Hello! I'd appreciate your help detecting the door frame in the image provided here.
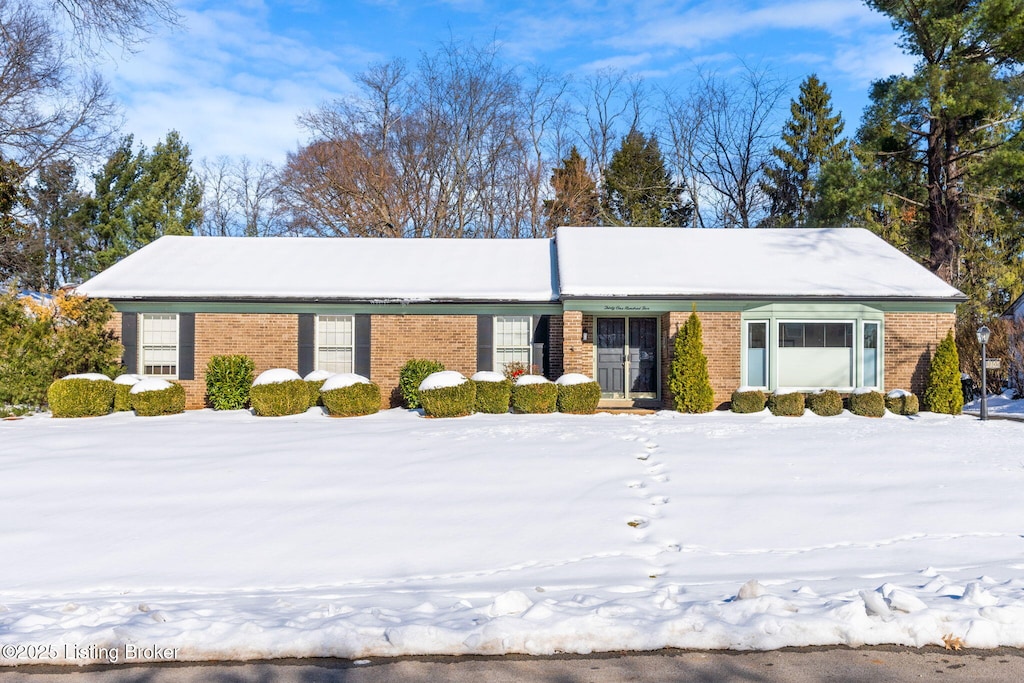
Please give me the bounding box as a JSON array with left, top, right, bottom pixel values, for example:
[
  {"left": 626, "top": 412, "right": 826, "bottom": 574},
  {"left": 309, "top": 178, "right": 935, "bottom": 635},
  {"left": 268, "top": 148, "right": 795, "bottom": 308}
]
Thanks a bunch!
[{"left": 593, "top": 315, "right": 661, "bottom": 400}]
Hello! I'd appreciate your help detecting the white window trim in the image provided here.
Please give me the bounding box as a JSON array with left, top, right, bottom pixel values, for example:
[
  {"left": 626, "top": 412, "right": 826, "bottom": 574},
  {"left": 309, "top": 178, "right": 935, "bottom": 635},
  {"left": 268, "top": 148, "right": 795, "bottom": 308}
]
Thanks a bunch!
[
  {"left": 138, "top": 313, "right": 179, "bottom": 379},
  {"left": 776, "top": 319, "right": 857, "bottom": 392},
  {"left": 742, "top": 320, "right": 770, "bottom": 390},
  {"left": 315, "top": 314, "right": 356, "bottom": 374},
  {"left": 493, "top": 315, "right": 533, "bottom": 374},
  {"left": 860, "top": 320, "right": 882, "bottom": 389}
]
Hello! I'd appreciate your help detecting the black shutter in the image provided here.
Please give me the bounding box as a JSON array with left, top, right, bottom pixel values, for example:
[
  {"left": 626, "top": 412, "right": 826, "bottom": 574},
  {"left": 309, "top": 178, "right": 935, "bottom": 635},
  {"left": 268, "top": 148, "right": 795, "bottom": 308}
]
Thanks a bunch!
[
  {"left": 298, "top": 314, "right": 315, "bottom": 377},
  {"left": 177, "top": 313, "right": 196, "bottom": 380},
  {"left": 532, "top": 315, "right": 550, "bottom": 378},
  {"left": 477, "top": 315, "right": 493, "bottom": 372},
  {"left": 355, "top": 315, "right": 371, "bottom": 378},
  {"left": 121, "top": 313, "right": 138, "bottom": 374}
]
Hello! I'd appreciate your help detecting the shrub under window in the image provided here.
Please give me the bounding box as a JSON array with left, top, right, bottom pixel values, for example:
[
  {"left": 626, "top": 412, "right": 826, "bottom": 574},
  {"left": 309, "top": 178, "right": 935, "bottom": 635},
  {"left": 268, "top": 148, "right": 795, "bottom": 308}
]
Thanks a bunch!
[
  {"left": 47, "top": 375, "right": 115, "bottom": 418},
  {"left": 511, "top": 376, "right": 557, "bottom": 414}
]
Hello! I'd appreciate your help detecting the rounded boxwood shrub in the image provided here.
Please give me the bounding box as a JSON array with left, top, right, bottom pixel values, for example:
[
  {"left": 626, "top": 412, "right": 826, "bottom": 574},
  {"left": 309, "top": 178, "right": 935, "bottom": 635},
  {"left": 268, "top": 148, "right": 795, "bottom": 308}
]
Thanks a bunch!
[
  {"left": 555, "top": 373, "right": 601, "bottom": 414},
  {"left": 849, "top": 388, "right": 886, "bottom": 417},
  {"left": 730, "top": 388, "right": 767, "bottom": 414},
  {"left": 471, "top": 371, "right": 512, "bottom": 414},
  {"left": 250, "top": 369, "right": 309, "bottom": 417},
  {"left": 806, "top": 389, "right": 843, "bottom": 417},
  {"left": 303, "top": 369, "right": 335, "bottom": 408},
  {"left": 130, "top": 379, "right": 186, "bottom": 416},
  {"left": 321, "top": 373, "right": 380, "bottom": 417},
  {"left": 399, "top": 359, "right": 446, "bottom": 409},
  {"left": 47, "top": 375, "right": 115, "bottom": 418},
  {"left": 113, "top": 374, "right": 144, "bottom": 412},
  {"left": 511, "top": 375, "right": 558, "bottom": 414},
  {"left": 419, "top": 371, "right": 476, "bottom": 418},
  {"left": 768, "top": 390, "right": 805, "bottom": 417},
  {"left": 206, "top": 355, "right": 255, "bottom": 410},
  {"left": 885, "top": 389, "right": 920, "bottom": 416}
]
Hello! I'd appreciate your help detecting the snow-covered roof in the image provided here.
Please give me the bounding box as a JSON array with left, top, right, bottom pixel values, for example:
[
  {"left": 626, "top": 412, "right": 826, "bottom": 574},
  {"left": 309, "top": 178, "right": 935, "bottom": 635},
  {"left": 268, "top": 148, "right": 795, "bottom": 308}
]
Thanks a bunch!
[
  {"left": 75, "top": 236, "right": 559, "bottom": 303},
  {"left": 554, "top": 227, "right": 965, "bottom": 301}
]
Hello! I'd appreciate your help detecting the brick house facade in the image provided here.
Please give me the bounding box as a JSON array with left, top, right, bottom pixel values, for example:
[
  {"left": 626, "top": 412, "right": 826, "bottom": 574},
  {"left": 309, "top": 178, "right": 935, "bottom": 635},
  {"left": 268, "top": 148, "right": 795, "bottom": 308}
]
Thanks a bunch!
[{"left": 79, "top": 228, "right": 965, "bottom": 411}]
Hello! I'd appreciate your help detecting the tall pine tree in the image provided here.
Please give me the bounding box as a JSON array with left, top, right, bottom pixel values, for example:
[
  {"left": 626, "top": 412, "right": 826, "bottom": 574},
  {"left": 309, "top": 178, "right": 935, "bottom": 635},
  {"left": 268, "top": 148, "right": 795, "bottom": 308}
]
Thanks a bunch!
[
  {"left": 602, "top": 128, "right": 690, "bottom": 226},
  {"left": 543, "top": 146, "right": 599, "bottom": 230},
  {"left": 760, "top": 74, "right": 848, "bottom": 227}
]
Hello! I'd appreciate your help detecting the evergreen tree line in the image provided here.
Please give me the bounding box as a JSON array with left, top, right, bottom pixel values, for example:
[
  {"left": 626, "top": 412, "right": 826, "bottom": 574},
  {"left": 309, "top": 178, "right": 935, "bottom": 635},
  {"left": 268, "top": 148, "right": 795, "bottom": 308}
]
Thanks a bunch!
[{"left": 1, "top": 0, "right": 1023, "bottom": 346}]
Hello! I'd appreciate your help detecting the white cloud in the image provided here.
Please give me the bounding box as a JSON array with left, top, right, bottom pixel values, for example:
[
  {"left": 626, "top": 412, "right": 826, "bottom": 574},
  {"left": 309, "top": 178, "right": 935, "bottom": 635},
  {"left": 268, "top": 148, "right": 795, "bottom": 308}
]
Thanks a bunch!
[{"left": 832, "top": 34, "right": 917, "bottom": 88}]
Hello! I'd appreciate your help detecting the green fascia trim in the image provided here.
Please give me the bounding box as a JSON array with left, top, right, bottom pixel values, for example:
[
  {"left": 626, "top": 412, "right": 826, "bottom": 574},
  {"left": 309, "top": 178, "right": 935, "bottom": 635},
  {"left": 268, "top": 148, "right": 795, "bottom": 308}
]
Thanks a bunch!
[
  {"left": 112, "top": 301, "right": 563, "bottom": 316},
  {"left": 565, "top": 299, "right": 958, "bottom": 314},
  {"left": 566, "top": 300, "right": 749, "bottom": 313},
  {"left": 741, "top": 302, "right": 886, "bottom": 319}
]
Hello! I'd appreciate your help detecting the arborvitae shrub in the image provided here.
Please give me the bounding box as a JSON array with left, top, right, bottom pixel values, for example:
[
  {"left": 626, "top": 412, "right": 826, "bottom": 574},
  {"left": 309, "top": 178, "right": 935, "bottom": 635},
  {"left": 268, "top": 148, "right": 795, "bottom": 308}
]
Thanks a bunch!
[
  {"left": 250, "top": 379, "right": 309, "bottom": 417},
  {"left": 730, "top": 389, "right": 766, "bottom": 413},
  {"left": 130, "top": 382, "right": 186, "bottom": 416},
  {"left": 321, "top": 382, "right": 380, "bottom": 417},
  {"left": 206, "top": 355, "right": 255, "bottom": 410},
  {"left": 399, "top": 359, "right": 445, "bottom": 408},
  {"left": 923, "top": 330, "right": 963, "bottom": 414},
  {"left": 768, "top": 391, "right": 804, "bottom": 417},
  {"left": 303, "top": 370, "right": 335, "bottom": 408},
  {"left": 511, "top": 378, "right": 558, "bottom": 414},
  {"left": 471, "top": 372, "right": 512, "bottom": 414},
  {"left": 47, "top": 377, "right": 115, "bottom": 418},
  {"left": 556, "top": 379, "right": 601, "bottom": 414},
  {"left": 806, "top": 389, "right": 843, "bottom": 416},
  {"left": 885, "top": 390, "right": 920, "bottom": 416},
  {"left": 849, "top": 390, "right": 885, "bottom": 417},
  {"left": 420, "top": 379, "right": 476, "bottom": 418},
  {"left": 668, "top": 310, "right": 714, "bottom": 413}
]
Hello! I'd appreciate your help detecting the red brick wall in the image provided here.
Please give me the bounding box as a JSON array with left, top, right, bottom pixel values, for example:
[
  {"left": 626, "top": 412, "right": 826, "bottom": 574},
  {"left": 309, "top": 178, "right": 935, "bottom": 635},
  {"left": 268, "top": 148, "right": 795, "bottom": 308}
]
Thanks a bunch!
[
  {"left": 884, "top": 312, "right": 956, "bottom": 395},
  {"left": 370, "top": 314, "right": 478, "bottom": 407}
]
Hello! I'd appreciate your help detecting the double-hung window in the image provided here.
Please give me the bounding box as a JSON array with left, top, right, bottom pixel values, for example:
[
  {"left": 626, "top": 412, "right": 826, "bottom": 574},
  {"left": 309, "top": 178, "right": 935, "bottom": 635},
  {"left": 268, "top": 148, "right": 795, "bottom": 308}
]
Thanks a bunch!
[
  {"left": 316, "top": 315, "right": 355, "bottom": 373},
  {"left": 139, "top": 313, "right": 179, "bottom": 377},
  {"left": 494, "top": 315, "right": 532, "bottom": 374}
]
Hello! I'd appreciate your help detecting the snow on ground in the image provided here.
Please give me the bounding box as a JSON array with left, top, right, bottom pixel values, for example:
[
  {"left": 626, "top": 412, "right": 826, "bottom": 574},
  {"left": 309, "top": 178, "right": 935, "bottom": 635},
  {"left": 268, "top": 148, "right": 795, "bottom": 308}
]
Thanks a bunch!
[
  {"left": 965, "top": 390, "right": 1024, "bottom": 417},
  {"left": 1, "top": 408, "right": 1023, "bottom": 665}
]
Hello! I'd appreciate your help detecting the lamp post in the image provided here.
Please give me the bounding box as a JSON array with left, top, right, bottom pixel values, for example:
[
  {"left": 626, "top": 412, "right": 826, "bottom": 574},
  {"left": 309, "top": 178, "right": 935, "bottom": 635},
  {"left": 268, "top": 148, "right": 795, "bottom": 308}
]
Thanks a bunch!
[{"left": 977, "top": 325, "right": 991, "bottom": 420}]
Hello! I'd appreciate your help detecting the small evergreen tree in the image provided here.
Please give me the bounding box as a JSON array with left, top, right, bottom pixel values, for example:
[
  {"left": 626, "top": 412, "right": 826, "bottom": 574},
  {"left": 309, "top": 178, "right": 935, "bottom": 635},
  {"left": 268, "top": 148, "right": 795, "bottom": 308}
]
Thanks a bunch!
[
  {"left": 668, "top": 310, "right": 714, "bottom": 413},
  {"left": 543, "top": 146, "right": 599, "bottom": 231},
  {"left": 602, "top": 127, "right": 690, "bottom": 226},
  {"left": 923, "top": 330, "right": 963, "bottom": 414}
]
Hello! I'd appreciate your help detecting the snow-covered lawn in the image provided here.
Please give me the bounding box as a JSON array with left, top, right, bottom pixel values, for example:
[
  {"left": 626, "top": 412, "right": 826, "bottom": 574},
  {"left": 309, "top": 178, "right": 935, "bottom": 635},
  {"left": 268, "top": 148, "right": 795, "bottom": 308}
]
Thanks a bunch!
[{"left": 2, "top": 407, "right": 1023, "bottom": 664}]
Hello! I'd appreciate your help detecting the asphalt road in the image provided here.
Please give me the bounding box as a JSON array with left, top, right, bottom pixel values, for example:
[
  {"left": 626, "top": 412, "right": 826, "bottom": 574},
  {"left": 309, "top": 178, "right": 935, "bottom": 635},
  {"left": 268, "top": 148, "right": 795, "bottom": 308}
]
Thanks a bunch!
[{"left": 2, "top": 647, "right": 1023, "bottom": 682}]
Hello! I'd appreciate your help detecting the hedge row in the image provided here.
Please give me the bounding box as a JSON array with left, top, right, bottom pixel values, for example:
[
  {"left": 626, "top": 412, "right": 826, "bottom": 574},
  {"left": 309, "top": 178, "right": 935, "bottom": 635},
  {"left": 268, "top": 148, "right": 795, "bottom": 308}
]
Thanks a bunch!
[
  {"left": 48, "top": 375, "right": 186, "bottom": 418},
  {"left": 730, "top": 387, "right": 920, "bottom": 417}
]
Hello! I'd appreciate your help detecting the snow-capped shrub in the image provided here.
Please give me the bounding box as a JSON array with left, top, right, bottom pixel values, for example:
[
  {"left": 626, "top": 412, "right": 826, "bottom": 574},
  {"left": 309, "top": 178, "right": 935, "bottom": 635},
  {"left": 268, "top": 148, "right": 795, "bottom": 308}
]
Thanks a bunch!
[
  {"left": 47, "top": 376, "right": 115, "bottom": 418},
  {"left": 130, "top": 380, "right": 186, "bottom": 416},
  {"left": 399, "top": 359, "right": 445, "bottom": 408},
  {"left": 113, "top": 373, "right": 144, "bottom": 412},
  {"left": 806, "top": 389, "right": 843, "bottom": 417},
  {"left": 320, "top": 373, "right": 379, "bottom": 417},
  {"left": 849, "top": 388, "right": 885, "bottom": 417},
  {"left": 471, "top": 371, "right": 511, "bottom": 414},
  {"left": 419, "top": 371, "right": 475, "bottom": 418},
  {"left": 250, "top": 369, "right": 308, "bottom": 417},
  {"left": 205, "top": 355, "right": 255, "bottom": 410},
  {"left": 555, "top": 374, "right": 600, "bottom": 414},
  {"left": 730, "top": 388, "right": 766, "bottom": 413},
  {"left": 767, "top": 389, "right": 804, "bottom": 417},
  {"left": 511, "top": 375, "right": 557, "bottom": 414},
  {"left": 303, "top": 369, "right": 335, "bottom": 408},
  {"left": 885, "top": 389, "right": 919, "bottom": 416}
]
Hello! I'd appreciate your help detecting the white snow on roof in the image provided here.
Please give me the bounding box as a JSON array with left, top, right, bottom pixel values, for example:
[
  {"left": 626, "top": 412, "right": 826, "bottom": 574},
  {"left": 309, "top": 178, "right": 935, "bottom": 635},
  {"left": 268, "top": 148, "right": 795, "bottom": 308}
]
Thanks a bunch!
[
  {"left": 75, "top": 236, "right": 558, "bottom": 302},
  {"left": 554, "top": 227, "right": 964, "bottom": 300}
]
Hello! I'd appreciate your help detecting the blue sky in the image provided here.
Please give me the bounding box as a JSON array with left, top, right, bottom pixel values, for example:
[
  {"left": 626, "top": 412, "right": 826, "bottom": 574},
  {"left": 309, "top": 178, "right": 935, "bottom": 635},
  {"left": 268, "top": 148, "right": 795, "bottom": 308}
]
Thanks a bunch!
[{"left": 103, "top": 0, "right": 917, "bottom": 164}]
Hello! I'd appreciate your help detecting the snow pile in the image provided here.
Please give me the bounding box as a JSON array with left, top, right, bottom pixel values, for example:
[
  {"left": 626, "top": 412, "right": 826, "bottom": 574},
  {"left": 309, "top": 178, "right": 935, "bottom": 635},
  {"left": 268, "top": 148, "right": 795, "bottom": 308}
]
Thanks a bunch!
[
  {"left": 419, "top": 371, "right": 467, "bottom": 391},
  {"left": 322, "top": 373, "right": 371, "bottom": 391},
  {"left": 253, "top": 368, "right": 302, "bottom": 386},
  {"left": 770, "top": 387, "right": 800, "bottom": 395},
  {"left": 130, "top": 378, "right": 173, "bottom": 394},
  {"left": 303, "top": 369, "right": 335, "bottom": 382},
  {"left": 62, "top": 373, "right": 111, "bottom": 382},
  {"left": 852, "top": 386, "right": 879, "bottom": 395},
  {"left": 114, "top": 373, "right": 145, "bottom": 386},
  {"left": 887, "top": 388, "right": 911, "bottom": 398},
  {"left": 964, "top": 390, "right": 1024, "bottom": 417},
  {"left": 470, "top": 371, "right": 507, "bottom": 383},
  {"left": 2, "top": 409, "right": 1024, "bottom": 664},
  {"left": 555, "top": 373, "right": 593, "bottom": 386},
  {"left": 515, "top": 374, "right": 551, "bottom": 386}
]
